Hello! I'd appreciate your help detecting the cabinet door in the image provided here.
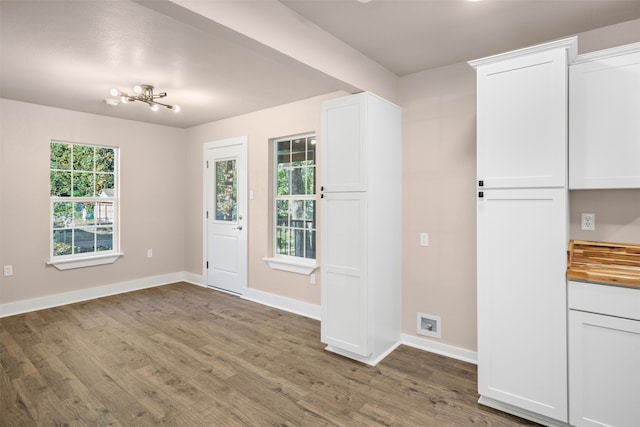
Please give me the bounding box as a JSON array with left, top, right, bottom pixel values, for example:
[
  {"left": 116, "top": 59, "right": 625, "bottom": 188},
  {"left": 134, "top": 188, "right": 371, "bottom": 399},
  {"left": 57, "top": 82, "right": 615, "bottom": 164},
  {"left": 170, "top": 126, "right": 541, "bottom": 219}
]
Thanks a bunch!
[
  {"left": 569, "top": 310, "right": 640, "bottom": 427},
  {"left": 569, "top": 49, "right": 640, "bottom": 189},
  {"left": 321, "top": 96, "right": 367, "bottom": 192},
  {"left": 477, "top": 188, "right": 568, "bottom": 421},
  {"left": 321, "top": 192, "right": 368, "bottom": 356},
  {"left": 476, "top": 49, "right": 568, "bottom": 188}
]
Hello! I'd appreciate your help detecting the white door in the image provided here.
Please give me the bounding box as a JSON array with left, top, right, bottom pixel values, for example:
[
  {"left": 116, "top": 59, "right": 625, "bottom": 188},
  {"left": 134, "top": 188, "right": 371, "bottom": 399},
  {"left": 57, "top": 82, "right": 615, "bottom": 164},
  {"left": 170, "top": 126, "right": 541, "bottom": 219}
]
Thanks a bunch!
[
  {"left": 321, "top": 191, "right": 368, "bottom": 357},
  {"left": 476, "top": 48, "right": 568, "bottom": 189},
  {"left": 569, "top": 310, "right": 640, "bottom": 427},
  {"left": 477, "top": 188, "right": 568, "bottom": 421},
  {"left": 321, "top": 94, "right": 367, "bottom": 193},
  {"left": 205, "top": 137, "right": 247, "bottom": 294}
]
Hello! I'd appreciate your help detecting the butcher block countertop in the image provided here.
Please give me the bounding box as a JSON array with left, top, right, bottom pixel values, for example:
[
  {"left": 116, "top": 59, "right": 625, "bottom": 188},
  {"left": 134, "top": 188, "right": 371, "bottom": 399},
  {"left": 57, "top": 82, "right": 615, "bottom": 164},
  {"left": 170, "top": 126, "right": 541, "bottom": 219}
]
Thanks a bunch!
[{"left": 567, "top": 240, "right": 640, "bottom": 289}]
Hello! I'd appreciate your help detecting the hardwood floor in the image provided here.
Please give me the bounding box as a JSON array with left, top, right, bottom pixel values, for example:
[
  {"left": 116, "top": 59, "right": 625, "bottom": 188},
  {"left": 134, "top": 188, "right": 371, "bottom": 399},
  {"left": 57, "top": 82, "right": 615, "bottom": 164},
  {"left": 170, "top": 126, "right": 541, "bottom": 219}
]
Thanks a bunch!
[{"left": 1, "top": 282, "right": 537, "bottom": 426}]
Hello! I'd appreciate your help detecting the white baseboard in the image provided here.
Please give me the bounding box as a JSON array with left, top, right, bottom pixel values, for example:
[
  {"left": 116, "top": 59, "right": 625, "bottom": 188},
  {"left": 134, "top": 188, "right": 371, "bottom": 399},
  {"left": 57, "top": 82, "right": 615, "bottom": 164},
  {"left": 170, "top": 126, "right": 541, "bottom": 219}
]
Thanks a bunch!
[
  {"left": 0, "top": 272, "right": 184, "bottom": 318},
  {"left": 401, "top": 333, "right": 478, "bottom": 365},
  {"left": 241, "top": 288, "right": 321, "bottom": 320},
  {"left": 182, "top": 271, "right": 206, "bottom": 287}
]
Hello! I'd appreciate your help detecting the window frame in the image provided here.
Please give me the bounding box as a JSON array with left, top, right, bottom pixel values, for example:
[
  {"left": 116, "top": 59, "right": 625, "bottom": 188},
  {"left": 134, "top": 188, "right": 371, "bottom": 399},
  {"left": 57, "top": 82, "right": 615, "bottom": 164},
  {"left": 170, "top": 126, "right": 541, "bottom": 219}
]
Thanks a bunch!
[
  {"left": 264, "top": 133, "right": 318, "bottom": 275},
  {"left": 48, "top": 141, "right": 121, "bottom": 270}
]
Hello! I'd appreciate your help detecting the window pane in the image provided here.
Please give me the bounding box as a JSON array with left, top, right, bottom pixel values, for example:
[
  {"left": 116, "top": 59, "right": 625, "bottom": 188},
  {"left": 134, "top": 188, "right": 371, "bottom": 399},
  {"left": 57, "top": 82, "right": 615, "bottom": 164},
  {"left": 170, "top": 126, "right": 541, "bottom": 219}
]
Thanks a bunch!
[
  {"left": 306, "top": 139, "right": 316, "bottom": 162},
  {"left": 290, "top": 167, "right": 305, "bottom": 195},
  {"left": 73, "top": 145, "right": 94, "bottom": 171},
  {"left": 290, "top": 200, "right": 304, "bottom": 224},
  {"left": 305, "top": 229, "right": 316, "bottom": 259},
  {"left": 95, "top": 147, "right": 115, "bottom": 173},
  {"left": 276, "top": 227, "right": 290, "bottom": 255},
  {"left": 73, "top": 202, "right": 95, "bottom": 226},
  {"left": 277, "top": 164, "right": 290, "bottom": 196},
  {"left": 290, "top": 139, "right": 306, "bottom": 167},
  {"left": 53, "top": 202, "right": 73, "bottom": 228},
  {"left": 96, "top": 173, "right": 114, "bottom": 194},
  {"left": 276, "top": 200, "right": 289, "bottom": 226},
  {"left": 305, "top": 200, "right": 316, "bottom": 227},
  {"left": 53, "top": 229, "right": 73, "bottom": 256},
  {"left": 277, "top": 140, "right": 291, "bottom": 165},
  {"left": 75, "top": 227, "right": 95, "bottom": 253},
  {"left": 50, "top": 171, "right": 72, "bottom": 196},
  {"left": 50, "top": 142, "right": 71, "bottom": 170},
  {"left": 305, "top": 166, "right": 315, "bottom": 195},
  {"left": 215, "top": 159, "right": 237, "bottom": 221},
  {"left": 96, "top": 227, "right": 113, "bottom": 251},
  {"left": 95, "top": 201, "right": 114, "bottom": 225},
  {"left": 73, "top": 172, "right": 95, "bottom": 197},
  {"left": 293, "top": 229, "right": 304, "bottom": 257}
]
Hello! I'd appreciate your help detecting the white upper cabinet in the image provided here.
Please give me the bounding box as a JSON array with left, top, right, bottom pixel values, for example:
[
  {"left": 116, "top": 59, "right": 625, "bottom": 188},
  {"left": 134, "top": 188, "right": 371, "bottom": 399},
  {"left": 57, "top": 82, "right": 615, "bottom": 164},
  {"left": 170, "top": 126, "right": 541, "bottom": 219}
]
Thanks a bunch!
[
  {"left": 570, "top": 42, "right": 640, "bottom": 189},
  {"left": 321, "top": 95, "right": 367, "bottom": 192},
  {"left": 471, "top": 42, "right": 573, "bottom": 189}
]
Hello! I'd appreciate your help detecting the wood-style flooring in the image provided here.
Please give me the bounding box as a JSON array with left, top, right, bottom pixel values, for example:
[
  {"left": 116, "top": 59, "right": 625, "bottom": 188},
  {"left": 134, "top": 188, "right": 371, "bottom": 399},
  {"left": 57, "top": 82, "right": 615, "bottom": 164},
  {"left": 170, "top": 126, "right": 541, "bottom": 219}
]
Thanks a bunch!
[{"left": 1, "top": 282, "right": 537, "bottom": 426}]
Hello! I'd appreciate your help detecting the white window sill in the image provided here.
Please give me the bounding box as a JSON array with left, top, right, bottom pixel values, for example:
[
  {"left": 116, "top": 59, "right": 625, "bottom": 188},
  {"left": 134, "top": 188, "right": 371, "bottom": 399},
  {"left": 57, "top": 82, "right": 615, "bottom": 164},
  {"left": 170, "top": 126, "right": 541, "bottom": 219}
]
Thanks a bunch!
[
  {"left": 263, "top": 257, "right": 318, "bottom": 275},
  {"left": 48, "top": 253, "right": 123, "bottom": 271}
]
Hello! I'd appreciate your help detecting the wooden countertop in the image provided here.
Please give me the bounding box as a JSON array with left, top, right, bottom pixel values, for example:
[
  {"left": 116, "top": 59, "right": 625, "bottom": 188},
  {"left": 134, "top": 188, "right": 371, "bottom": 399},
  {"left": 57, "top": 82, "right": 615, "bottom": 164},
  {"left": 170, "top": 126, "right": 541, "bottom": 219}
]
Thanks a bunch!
[{"left": 567, "top": 240, "right": 640, "bottom": 289}]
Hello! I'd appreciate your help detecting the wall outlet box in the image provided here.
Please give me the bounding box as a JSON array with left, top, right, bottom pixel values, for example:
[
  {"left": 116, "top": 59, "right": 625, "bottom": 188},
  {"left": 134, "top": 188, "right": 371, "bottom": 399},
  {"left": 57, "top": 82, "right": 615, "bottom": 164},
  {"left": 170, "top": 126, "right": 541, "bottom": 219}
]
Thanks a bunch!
[
  {"left": 417, "top": 312, "right": 441, "bottom": 338},
  {"left": 4, "top": 265, "right": 13, "bottom": 276},
  {"left": 581, "top": 213, "right": 595, "bottom": 231}
]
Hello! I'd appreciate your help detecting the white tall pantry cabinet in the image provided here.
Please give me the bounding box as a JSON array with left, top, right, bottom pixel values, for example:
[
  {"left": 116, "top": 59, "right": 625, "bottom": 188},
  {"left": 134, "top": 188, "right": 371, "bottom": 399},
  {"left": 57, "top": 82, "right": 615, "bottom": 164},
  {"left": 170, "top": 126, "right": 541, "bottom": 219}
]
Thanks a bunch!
[
  {"left": 320, "top": 92, "right": 401, "bottom": 366},
  {"left": 469, "top": 38, "right": 577, "bottom": 425}
]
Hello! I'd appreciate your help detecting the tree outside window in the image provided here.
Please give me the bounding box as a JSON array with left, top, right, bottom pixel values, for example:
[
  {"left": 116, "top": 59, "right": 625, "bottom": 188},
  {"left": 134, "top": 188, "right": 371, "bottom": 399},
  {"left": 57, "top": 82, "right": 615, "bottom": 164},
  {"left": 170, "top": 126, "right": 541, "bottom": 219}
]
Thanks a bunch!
[
  {"left": 274, "top": 134, "right": 316, "bottom": 260},
  {"left": 50, "top": 141, "right": 118, "bottom": 258}
]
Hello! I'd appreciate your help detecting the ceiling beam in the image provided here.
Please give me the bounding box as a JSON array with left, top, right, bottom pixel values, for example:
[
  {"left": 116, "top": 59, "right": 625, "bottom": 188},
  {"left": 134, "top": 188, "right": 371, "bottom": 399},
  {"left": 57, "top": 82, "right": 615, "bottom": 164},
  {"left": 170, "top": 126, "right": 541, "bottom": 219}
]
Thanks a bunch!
[{"left": 142, "top": 0, "right": 399, "bottom": 103}]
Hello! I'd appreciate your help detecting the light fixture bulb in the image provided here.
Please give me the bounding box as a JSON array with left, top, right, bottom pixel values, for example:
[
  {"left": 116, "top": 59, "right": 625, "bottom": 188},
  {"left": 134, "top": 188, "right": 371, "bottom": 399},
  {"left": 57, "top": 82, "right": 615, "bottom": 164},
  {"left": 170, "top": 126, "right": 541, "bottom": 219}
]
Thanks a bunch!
[
  {"left": 120, "top": 95, "right": 129, "bottom": 104},
  {"left": 133, "top": 85, "right": 143, "bottom": 94},
  {"left": 109, "top": 88, "right": 120, "bottom": 97},
  {"left": 171, "top": 105, "right": 181, "bottom": 112},
  {"left": 150, "top": 104, "right": 159, "bottom": 112}
]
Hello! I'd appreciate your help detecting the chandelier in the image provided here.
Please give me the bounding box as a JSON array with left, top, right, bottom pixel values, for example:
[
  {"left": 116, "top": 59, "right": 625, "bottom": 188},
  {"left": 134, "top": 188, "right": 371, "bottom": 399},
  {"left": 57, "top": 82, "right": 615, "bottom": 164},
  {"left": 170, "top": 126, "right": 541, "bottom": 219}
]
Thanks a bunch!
[{"left": 107, "top": 84, "right": 180, "bottom": 112}]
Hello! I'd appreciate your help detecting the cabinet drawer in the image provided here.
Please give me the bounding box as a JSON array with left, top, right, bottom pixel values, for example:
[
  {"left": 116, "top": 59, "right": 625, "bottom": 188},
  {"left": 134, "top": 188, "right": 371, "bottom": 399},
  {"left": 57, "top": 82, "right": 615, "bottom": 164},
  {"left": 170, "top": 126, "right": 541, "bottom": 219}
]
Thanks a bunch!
[{"left": 568, "top": 281, "right": 640, "bottom": 321}]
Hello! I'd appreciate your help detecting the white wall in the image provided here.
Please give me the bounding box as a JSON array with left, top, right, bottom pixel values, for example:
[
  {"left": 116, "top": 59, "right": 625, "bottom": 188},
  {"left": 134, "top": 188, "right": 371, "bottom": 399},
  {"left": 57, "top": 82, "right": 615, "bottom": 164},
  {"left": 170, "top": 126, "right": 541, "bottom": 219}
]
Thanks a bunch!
[
  {"left": 184, "top": 91, "right": 349, "bottom": 305},
  {"left": 0, "top": 99, "right": 186, "bottom": 305},
  {"left": 397, "top": 19, "right": 640, "bottom": 353}
]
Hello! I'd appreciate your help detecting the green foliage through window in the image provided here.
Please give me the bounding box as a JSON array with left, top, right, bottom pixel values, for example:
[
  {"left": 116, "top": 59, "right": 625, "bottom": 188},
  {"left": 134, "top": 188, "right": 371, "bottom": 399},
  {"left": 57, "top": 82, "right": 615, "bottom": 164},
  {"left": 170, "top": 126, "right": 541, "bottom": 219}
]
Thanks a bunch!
[
  {"left": 274, "top": 134, "right": 316, "bottom": 259},
  {"left": 50, "top": 141, "right": 117, "bottom": 258}
]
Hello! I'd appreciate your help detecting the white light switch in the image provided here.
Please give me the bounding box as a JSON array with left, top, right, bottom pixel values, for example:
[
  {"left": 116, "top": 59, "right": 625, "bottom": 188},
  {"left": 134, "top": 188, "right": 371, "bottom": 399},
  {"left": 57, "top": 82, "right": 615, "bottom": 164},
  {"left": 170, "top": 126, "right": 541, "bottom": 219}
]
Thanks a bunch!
[{"left": 420, "top": 233, "right": 429, "bottom": 247}]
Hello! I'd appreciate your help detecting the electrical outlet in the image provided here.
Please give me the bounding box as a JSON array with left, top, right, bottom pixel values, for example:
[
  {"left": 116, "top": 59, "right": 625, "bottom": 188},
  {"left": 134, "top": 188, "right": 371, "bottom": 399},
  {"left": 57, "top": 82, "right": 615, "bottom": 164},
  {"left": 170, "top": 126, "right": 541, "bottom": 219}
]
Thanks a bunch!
[
  {"left": 581, "top": 213, "right": 595, "bottom": 231},
  {"left": 147, "top": 249, "right": 153, "bottom": 258},
  {"left": 3, "top": 265, "right": 13, "bottom": 277},
  {"left": 420, "top": 232, "right": 429, "bottom": 247},
  {"left": 310, "top": 273, "right": 316, "bottom": 285}
]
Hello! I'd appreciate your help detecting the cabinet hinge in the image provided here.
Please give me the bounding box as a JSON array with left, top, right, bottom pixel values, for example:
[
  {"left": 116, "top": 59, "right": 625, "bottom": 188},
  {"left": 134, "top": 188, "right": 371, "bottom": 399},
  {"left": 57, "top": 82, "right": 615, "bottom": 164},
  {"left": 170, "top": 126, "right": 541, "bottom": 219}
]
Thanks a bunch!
[
  {"left": 206, "top": 261, "right": 209, "bottom": 269},
  {"left": 206, "top": 211, "right": 209, "bottom": 219},
  {"left": 206, "top": 160, "right": 209, "bottom": 168}
]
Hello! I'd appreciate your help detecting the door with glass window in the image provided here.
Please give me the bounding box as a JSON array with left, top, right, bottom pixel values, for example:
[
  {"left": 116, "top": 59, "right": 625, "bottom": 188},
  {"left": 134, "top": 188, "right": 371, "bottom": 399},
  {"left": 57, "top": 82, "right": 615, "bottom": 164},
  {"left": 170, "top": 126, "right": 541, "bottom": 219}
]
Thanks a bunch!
[{"left": 205, "top": 137, "right": 247, "bottom": 294}]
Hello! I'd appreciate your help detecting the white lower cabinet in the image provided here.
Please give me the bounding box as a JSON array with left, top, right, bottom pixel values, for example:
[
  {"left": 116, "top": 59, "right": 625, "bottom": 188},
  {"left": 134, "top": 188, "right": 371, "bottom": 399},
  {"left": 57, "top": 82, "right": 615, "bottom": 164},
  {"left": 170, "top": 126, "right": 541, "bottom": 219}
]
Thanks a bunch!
[
  {"left": 321, "top": 192, "right": 368, "bottom": 357},
  {"left": 477, "top": 188, "right": 568, "bottom": 423},
  {"left": 568, "top": 282, "right": 640, "bottom": 427}
]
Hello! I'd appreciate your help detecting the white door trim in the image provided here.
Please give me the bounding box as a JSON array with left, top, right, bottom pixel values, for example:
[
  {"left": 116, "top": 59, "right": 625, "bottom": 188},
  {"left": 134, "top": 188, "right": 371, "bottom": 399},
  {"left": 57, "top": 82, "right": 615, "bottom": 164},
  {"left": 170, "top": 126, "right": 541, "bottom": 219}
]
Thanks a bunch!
[{"left": 203, "top": 136, "right": 248, "bottom": 294}]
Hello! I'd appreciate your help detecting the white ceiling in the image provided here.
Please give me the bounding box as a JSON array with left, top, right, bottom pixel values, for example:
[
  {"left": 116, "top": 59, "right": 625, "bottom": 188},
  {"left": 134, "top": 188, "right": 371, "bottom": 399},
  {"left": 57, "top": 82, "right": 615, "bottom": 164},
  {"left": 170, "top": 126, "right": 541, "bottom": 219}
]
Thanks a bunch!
[{"left": 2, "top": 0, "right": 640, "bottom": 128}]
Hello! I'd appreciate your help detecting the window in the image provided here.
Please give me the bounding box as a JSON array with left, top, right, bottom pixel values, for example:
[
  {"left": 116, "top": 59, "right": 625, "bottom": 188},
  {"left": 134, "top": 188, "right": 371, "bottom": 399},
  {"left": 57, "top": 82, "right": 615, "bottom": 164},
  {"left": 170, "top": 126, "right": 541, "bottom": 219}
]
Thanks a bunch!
[
  {"left": 49, "top": 141, "right": 119, "bottom": 269},
  {"left": 274, "top": 134, "right": 316, "bottom": 261}
]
